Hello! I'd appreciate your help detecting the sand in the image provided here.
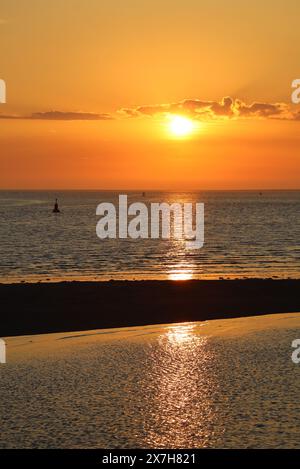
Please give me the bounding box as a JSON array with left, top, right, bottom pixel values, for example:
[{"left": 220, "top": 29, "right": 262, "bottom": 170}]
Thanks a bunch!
[
  {"left": 1, "top": 279, "right": 300, "bottom": 337},
  {"left": 2, "top": 312, "right": 300, "bottom": 448},
  {"left": 4, "top": 312, "right": 300, "bottom": 363}
]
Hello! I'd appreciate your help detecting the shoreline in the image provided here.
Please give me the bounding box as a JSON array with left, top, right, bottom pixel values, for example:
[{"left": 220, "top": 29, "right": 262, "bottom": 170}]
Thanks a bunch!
[
  {"left": 1, "top": 274, "right": 300, "bottom": 284},
  {"left": 1, "top": 279, "right": 300, "bottom": 337},
  {"left": 5, "top": 312, "right": 300, "bottom": 362}
]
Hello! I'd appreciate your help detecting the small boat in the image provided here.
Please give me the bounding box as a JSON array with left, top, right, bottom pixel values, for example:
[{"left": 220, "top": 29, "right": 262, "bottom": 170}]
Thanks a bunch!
[{"left": 53, "top": 198, "right": 60, "bottom": 213}]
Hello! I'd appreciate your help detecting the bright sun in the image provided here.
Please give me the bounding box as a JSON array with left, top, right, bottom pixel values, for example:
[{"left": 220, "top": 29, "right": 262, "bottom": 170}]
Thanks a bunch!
[{"left": 169, "top": 115, "right": 195, "bottom": 137}]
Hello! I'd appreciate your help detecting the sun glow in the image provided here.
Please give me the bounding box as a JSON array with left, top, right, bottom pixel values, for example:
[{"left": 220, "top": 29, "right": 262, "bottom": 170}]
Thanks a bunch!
[
  {"left": 168, "top": 115, "right": 195, "bottom": 137},
  {"left": 168, "top": 270, "right": 194, "bottom": 281}
]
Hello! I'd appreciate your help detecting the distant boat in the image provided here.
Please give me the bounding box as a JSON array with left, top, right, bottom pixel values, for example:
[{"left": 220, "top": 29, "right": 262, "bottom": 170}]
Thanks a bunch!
[{"left": 52, "top": 198, "right": 60, "bottom": 213}]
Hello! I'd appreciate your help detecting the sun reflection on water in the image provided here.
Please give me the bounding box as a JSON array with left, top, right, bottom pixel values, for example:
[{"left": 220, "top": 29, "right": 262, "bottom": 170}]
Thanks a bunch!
[
  {"left": 166, "top": 323, "right": 197, "bottom": 343},
  {"left": 141, "top": 323, "right": 223, "bottom": 448},
  {"left": 168, "top": 271, "right": 193, "bottom": 281}
]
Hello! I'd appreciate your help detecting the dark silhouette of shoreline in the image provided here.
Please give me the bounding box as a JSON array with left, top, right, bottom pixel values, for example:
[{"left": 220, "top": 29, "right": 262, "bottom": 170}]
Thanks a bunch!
[{"left": 1, "top": 279, "right": 299, "bottom": 337}]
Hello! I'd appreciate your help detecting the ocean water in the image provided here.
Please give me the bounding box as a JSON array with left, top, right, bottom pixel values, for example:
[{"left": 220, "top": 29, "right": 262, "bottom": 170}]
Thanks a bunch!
[
  {"left": 0, "top": 190, "right": 299, "bottom": 282},
  {"left": 1, "top": 318, "right": 300, "bottom": 448}
]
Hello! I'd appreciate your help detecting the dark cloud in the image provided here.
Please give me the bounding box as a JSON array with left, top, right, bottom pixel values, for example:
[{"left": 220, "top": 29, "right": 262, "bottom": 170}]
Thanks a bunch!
[
  {"left": 118, "top": 108, "right": 140, "bottom": 118},
  {"left": 210, "top": 96, "right": 234, "bottom": 116},
  {"left": 292, "top": 110, "right": 300, "bottom": 120},
  {"left": 0, "top": 111, "right": 113, "bottom": 120},
  {"left": 235, "top": 100, "right": 287, "bottom": 118}
]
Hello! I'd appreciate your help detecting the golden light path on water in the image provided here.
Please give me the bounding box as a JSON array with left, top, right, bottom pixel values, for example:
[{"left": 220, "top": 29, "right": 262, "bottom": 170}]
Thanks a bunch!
[
  {"left": 168, "top": 269, "right": 194, "bottom": 281},
  {"left": 167, "top": 240, "right": 196, "bottom": 281},
  {"left": 141, "top": 323, "right": 223, "bottom": 448}
]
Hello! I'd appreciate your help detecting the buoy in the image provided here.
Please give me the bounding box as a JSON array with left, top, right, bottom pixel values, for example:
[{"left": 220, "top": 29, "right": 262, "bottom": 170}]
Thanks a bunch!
[{"left": 53, "top": 198, "right": 60, "bottom": 213}]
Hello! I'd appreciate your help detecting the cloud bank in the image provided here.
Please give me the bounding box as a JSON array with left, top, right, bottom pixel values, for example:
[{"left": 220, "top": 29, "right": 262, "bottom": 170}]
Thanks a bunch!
[
  {"left": 120, "top": 96, "right": 299, "bottom": 121},
  {"left": 1, "top": 98, "right": 299, "bottom": 122}
]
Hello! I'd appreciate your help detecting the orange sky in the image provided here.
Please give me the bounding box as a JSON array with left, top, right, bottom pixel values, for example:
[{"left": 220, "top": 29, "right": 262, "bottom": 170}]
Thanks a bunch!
[{"left": 0, "top": 0, "right": 300, "bottom": 189}]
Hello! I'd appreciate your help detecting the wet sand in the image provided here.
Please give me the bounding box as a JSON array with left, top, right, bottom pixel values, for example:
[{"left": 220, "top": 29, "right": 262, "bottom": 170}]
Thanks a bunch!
[
  {"left": 2, "top": 313, "right": 300, "bottom": 448},
  {"left": 5, "top": 312, "right": 300, "bottom": 363},
  {"left": 1, "top": 279, "right": 300, "bottom": 337}
]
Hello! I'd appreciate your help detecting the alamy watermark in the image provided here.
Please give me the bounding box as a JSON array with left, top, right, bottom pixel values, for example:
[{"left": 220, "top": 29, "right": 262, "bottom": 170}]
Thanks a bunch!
[
  {"left": 96, "top": 195, "right": 204, "bottom": 249},
  {"left": 0, "top": 79, "right": 6, "bottom": 103},
  {"left": 0, "top": 339, "right": 6, "bottom": 364},
  {"left": 291, "top": 79, "right": 300, "bottom": 104},
  {"left": 291, "top": 339, "right": 300, "bottom": 364}
]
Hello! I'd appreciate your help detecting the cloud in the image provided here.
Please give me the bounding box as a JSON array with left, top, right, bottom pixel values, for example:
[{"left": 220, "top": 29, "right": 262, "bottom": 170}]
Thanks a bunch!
[
  {"left": 120, "top": 97, "right": 299, "bottom": 121},
  {"left": 1, "top": 98, "right": 299, "bottom": 123},
  {"left": 292, "top": 110, "right": 300, "bottom": 121},
  {"left": 0, "top": 111, "right": 113, "bottom": 120},
  {"left": 234, "top": 100, "right": 289, "bottom": 118}
]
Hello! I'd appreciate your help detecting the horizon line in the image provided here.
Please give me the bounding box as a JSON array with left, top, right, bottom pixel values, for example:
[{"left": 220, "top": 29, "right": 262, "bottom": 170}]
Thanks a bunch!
[{"left": 0, "top": 188, "right": 299, "bottom": 192}]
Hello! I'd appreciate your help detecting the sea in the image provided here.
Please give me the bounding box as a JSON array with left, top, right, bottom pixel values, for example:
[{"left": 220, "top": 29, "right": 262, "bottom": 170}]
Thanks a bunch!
[{"left": 0, "top": 190, "right": 299, "bottom": 282}]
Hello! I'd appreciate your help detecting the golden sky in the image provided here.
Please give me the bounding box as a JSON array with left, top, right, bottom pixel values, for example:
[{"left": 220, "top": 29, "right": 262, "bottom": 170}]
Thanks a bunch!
[{"left": 0, "top": 0, "right": 300, "bottom": 189}]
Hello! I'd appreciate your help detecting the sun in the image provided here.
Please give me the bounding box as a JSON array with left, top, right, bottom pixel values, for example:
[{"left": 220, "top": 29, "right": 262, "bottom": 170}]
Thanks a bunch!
[{"left": 168, "top": 115, "right": 195, "bottom": 137}]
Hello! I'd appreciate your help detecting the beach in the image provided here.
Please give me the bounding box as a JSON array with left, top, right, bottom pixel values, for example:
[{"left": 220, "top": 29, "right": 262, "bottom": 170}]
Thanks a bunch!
[
  {"left": 1, "top": 0, "right": 300, "bottom": 456},
  {"left": 1, "top": 312, "right": 300, "bottom": 448},
  {"left": 1, "top": 279, "right": 299, "bottom": 337}
]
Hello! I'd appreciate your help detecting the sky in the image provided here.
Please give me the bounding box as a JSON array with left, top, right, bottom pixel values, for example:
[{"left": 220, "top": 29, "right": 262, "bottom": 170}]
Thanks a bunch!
[{"left": 0, "top": 0, "right": 300, "bottom": 189}]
